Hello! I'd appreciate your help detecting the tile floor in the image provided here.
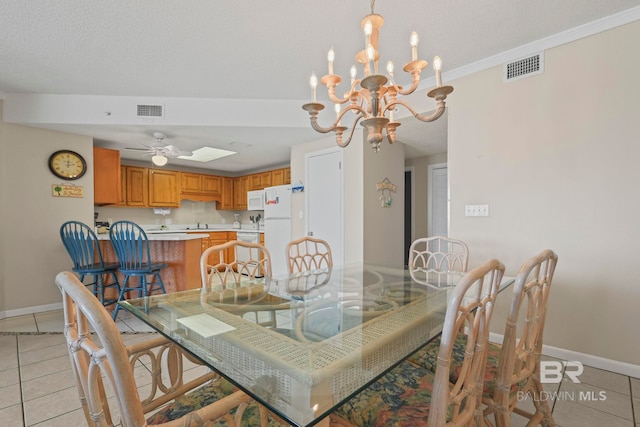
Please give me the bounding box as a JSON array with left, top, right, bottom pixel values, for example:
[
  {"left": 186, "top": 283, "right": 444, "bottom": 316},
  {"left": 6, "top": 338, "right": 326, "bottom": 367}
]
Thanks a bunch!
[{"left": 0, "top": 309, "right": 638, "bottom": 426}]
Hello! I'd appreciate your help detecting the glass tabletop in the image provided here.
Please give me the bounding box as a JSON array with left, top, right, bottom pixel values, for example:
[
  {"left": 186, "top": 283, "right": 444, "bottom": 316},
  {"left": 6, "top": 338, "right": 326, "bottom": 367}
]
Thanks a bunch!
[{"left": 120, "top": 263, "right": 509, "bottom": 426}]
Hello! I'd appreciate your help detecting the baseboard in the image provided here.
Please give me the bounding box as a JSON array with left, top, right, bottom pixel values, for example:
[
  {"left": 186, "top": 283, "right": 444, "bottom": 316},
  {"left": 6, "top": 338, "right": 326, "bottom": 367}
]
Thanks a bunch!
[
  {"left": 489, "top": 332, "right": 640, "bottom": 379},
  {"left": 0, "top": 302, "right": 63, "bottom": 320}
]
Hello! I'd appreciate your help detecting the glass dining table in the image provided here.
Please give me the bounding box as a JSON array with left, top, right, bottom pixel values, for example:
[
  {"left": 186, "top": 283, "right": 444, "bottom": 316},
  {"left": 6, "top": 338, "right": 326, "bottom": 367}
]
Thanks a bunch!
[{"left": 119, "top": 262, "right": 514, "bottom": 426}]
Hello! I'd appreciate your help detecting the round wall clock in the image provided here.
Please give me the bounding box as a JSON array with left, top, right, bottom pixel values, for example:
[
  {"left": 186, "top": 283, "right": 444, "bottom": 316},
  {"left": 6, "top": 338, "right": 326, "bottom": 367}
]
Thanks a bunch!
[{"left": 48, "top": 150, "right": 87, "bottom": 180}]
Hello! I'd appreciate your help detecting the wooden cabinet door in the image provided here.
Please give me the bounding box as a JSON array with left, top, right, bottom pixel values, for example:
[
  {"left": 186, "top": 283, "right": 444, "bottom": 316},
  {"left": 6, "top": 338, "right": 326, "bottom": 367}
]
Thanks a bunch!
[
  {"left": 220, "top": 177, "right": 234, "bottom": 210},
  {"left": 126, "top": 166, "right": 148, "bottom": 207},
  {"left": 119, "top": 166, "right": 127, "bottom": 206},
  {"left": 202, "top": 175, "right": 221, "bottom": 195},
  {"left": 260, "top": 171, "right": 272, "bottom": 189},
  {"left": 234, "top": 176, "right": 248, "bottom": 210},
  {"left": 249, "top": 173, "right": 262, "bottom": 191},
  {"left": 271, "top": 168, "right": 285, "bottom": 186},
  {"left": 181, "top": 173, "right": 202, "bottom": 193},
  {"left": 283, "top": 167, "right": 291, "bottom": 184},
  {"left": 148, "top": 169, "right": 180, "bottom": 207},
  {"left": 93, "top": 147, "right": 121, "bottom": 205}
]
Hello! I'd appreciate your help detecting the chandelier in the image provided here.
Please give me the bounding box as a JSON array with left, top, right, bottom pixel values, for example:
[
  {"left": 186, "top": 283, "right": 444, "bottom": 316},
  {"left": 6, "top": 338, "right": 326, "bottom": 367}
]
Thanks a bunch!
[{"left": 302, "top": 0, "right": 453, "bottom": 152}]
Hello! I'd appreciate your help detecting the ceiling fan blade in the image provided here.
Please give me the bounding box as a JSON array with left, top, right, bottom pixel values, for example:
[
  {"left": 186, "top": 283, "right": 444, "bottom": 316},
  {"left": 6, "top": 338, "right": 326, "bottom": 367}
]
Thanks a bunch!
[{"left": 125, "top": 147, "right": 151, "bottom": 151}]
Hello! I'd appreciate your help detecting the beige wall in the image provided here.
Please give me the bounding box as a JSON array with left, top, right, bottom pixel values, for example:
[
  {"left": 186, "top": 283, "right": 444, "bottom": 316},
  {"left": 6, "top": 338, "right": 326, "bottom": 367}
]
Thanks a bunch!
[
  {"left": 0, "top": 119, "right": 94, "bottom": 315},
  {"left": 448, "top": 21, "right": 640, "bottom": 365},
  {"left": 363, "top": 139, "right": 406, "bottom": 265}
]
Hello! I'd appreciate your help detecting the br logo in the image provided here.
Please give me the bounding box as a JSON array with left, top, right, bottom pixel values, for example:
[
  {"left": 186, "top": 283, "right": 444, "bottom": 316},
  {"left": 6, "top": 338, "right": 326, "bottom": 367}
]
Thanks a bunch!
[{"left": 540, "top": 361, "right": 583, "bottom": 384}]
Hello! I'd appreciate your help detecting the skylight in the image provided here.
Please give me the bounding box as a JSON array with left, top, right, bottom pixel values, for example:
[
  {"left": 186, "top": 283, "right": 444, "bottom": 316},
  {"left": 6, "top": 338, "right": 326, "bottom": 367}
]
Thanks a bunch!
[{"left": 178, "top": 147, "right": 236, "bottom": 162}]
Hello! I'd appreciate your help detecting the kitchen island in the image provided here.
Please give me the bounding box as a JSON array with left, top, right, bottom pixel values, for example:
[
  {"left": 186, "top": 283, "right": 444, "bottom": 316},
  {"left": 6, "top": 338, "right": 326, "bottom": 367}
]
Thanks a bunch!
[{"left": 98, "top": 233, "right": 207, "bottom": 294}]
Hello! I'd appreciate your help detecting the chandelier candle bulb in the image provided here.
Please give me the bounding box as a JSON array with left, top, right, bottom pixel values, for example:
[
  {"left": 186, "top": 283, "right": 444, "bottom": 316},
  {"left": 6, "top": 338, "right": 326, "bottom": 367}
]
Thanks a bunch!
[
  {"left": 335, "top": 103, "right": 341, "bottom": 125},
  {"left": 328, "top": 48, "right": 335, "bottom": 75},
  {"left": 433, "top": 56, "right": 443, "bottom": 87},
  {"left": 310, "top": 72, "right": 318, "bottom": 102},
  {"left": 410, "top": 31, "right": 419, "bottom": 61},
  {"left": 366, "top": 43, "right": 375, "bottom": 76},
  {"left": 386, "top": 60, "right": 394, "bottom": 78},
  {"left": 350, "top": 65, "right": 357, "bottom": 85},
  {"left": 364, "top": 19, "right": 373, "bottom": 48}
]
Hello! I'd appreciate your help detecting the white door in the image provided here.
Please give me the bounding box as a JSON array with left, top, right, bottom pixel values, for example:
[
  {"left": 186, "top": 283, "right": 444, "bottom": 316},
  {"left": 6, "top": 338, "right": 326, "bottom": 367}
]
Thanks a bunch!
[
  {"left": 428, "top": 163, "right": 448, "bottom": 237},
  {"left": 306, "top": 148, "right": 343, "bottom": 266}
]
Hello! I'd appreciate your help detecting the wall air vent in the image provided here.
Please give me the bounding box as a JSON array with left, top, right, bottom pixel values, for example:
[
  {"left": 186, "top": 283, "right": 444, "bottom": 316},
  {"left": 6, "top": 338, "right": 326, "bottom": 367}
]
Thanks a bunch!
[
  {"left": 503, "top": 52, "right": 544, "bottom": 83},
  {"left": 137, "top": 104, "right": 164, "bottom": 117}
]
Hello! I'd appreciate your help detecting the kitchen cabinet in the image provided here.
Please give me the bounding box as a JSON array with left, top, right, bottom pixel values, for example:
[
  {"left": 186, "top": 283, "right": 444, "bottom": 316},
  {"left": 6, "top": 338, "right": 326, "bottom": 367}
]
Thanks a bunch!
[
  {"left": 125, "top": 166, "right": 148, "bottom": 207},
  {"left": 248, "top": 171, "right": 273, "bottom": 191},
  {"left": 220, "top": 177, "right": 234, "bottom": 210},
  {"left": 181, "top": 172, "right": 221, "bottom": 196},
  {"left": 119, "top": 166, "right": 127, "bottom": 206},
  {"left": 271, "top": 168, "right": 285, "bottom": 186},
  {"left": 148, "top": 169, "right": 180, "bottom": 207},
  {"left": 93, "top": 147, "right": 121, "bottom": 205},
  {"left": 234, "top": 176, "right": 249, "bottom": 210},
  {"left": 202, "top": 175, "right": 221, "bottom": 194},
  {"left": 180, "top": 172, "right": 203, "bottom": 193},
  {"left": 270, "top": 167, "right": 291, "bottom": 186}
]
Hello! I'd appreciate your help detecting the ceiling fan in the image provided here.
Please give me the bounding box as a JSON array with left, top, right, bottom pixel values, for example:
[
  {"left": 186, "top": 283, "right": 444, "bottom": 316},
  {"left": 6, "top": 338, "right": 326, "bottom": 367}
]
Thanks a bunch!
[{"left": 125, "top": 132, "right": 192, "bottom": 166}]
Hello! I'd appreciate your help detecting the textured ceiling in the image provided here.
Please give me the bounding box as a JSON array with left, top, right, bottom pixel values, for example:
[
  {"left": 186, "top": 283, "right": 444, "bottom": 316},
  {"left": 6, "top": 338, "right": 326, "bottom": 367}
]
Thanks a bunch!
[{"left": 1, "top": 0, "right": 639, "bottom": 173}]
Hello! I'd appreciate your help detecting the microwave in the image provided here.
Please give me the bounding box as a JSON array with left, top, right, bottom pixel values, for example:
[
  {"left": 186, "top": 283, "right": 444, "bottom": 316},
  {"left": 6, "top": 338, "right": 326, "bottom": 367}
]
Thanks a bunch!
[{"left": 247, "top": 190, "right": 265, "bottom": 211}]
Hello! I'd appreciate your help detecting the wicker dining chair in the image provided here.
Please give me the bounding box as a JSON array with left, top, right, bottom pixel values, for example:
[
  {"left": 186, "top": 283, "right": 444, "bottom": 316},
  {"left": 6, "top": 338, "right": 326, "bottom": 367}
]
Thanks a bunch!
[
  {"left": 59, "top": 220, "right": 121, "bottom": 307},
  {"left": 410, "top": 249, "right": 558, "bottom": 427},
  {"left": 201, "top": 240, "right": 285, "bottom": 327},
  {"left": 409, "top": 236, "right": 469, "bottom": 282},
  {"left": 286, "top": 236, "right": 333, "bottom": 274},
  {"left": 55, "top": 270, "right": 276, "bottom": 427},
  {"left": 109, "top": 220, "right": 168, "bottom": 320},
  {"left": 330, "top": 259, "right": 505, "bottom": 427}
]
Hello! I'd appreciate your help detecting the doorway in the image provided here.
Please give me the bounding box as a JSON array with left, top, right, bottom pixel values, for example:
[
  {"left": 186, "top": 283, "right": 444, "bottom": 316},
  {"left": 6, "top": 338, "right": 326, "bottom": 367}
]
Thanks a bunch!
[
  {"left": 428, "top": 163, "right": 448, "bottom": 237},
  {"left": 305, "top": 148, "right": 344, "bottom": 266},
  {"left": 404, "top": 167, "right": 414, "bottom": 265}
]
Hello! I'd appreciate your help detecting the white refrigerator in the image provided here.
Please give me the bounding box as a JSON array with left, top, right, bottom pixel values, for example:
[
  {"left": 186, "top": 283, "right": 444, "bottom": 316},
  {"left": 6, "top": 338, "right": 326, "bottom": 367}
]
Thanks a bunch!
[{"left": 263, "top": 184, "right": 292, "bottom": 277}]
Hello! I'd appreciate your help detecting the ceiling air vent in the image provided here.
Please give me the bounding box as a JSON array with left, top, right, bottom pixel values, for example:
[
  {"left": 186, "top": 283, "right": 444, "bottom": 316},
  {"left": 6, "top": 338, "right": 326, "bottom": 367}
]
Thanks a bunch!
[
  {"left": 137, "top": 104, "right": 164, "bottom": 118},
  {"left": 503, "top": 52, "right": 544, "bottom": 83}
]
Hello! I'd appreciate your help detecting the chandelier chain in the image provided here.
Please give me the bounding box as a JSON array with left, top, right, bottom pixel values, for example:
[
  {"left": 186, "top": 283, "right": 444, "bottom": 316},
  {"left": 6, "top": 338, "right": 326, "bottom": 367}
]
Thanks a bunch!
[{"left": 370, "top": 0, "right": 376, "bottom": 15}]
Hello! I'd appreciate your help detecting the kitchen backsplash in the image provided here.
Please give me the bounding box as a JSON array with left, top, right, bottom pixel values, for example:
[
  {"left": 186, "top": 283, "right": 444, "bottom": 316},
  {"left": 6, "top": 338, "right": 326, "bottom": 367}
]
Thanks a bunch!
[{"left": 95, "top": 200, "right": 263, "bottom": 226}]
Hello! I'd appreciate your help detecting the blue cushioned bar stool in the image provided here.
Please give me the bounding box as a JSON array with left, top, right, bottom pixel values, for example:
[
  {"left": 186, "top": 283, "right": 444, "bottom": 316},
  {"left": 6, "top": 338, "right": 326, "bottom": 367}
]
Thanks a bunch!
[
  {"left": 109, "top": 220, "right": 167, "bottom": 320},
  {"left": 59, "top": 221, "right": 121, "bottom": 308}
]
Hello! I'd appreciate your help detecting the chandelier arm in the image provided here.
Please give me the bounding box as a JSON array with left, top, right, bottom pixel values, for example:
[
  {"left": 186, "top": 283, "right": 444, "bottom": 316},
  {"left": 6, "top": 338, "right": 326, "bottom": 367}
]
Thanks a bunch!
[
  {"left": 328, "top": 87, "right": 358, "bottom": 104},
  {"left": 308, "top": 116, "right": 337, "bottom": 134},
  {"left": 392, "top": 99, "right": 447, "bottom": 122},
  {"left": 337, "top": 105, "right": 367, "bottom": 124},
  {"left": 396, "top": 76, "right": 421, "bottom": 96},
  {"left": 308, "top": 105, "right": 367, "bottom": 134},
  {"left": 337, "top": 115, "right": 365, "bottom": 148}
]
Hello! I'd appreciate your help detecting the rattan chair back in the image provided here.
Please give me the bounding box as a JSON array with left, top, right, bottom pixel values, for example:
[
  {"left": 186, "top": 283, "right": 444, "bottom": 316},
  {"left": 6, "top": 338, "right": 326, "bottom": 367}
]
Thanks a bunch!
[
  {"left": 55, "top": 271, "right": 253, "bottom": 426},
  {"left": 286, "top": 236, "right": 333, "bottom": 274},
  {"left": 409, "top": 236, "right": 469, "bottom": 282},
  {"left": 491, "top": 249, "right": 559, "bottom": 426},
  {"left": 428, "top": 258, "right": 505, "bottom": 426}
]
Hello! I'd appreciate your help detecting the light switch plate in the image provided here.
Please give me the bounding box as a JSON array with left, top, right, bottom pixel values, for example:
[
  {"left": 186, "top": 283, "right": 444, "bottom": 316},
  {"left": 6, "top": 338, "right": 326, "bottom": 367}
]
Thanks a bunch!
[{"left": 465, "top": 204, "right": 489, "bottom": 217}]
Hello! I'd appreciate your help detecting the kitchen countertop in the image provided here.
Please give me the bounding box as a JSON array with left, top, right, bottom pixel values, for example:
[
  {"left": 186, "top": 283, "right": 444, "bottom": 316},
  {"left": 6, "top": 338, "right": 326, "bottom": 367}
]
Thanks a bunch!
[
  {"left": 144, "top": 226, "right": 264, "bottom": 234},
  {"left": 96, "top": 233, "right": 209, "bottom": 241}
]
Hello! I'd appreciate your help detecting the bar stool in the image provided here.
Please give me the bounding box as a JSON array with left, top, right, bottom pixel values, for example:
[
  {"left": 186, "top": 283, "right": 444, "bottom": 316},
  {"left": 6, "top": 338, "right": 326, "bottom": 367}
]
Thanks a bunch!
[
  {"left": 109, "top": 220, "right": 167, "bottom": 320},
  {"left": 59, "top": 221, "right": 121, "bottom": 308}
]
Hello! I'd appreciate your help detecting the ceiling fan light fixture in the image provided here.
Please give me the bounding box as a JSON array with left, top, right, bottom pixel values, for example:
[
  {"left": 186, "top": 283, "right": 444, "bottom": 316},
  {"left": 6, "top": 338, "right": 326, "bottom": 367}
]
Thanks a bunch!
[{"left": 151, "top": 154, "right": 168, "bottom": 166}]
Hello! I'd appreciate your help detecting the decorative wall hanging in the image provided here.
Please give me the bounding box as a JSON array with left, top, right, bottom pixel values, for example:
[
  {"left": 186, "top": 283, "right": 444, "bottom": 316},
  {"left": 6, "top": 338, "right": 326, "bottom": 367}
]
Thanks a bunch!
[
  {"left": 52, "top": 184, "right": 84, "bottom": 198},
  {"left": 376, "top": 177, "right": 396, "bottom": 207}
]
